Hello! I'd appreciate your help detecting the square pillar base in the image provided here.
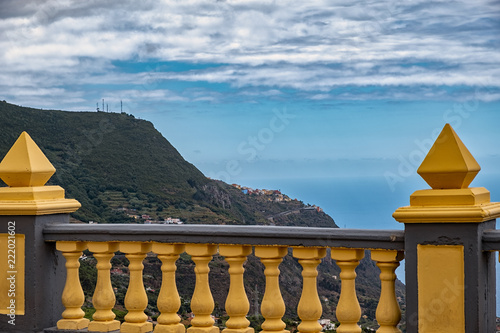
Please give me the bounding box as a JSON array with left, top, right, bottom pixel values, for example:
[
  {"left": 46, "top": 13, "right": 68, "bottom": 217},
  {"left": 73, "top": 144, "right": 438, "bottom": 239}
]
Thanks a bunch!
[
  {"left": 120, "top": 321, "right": 153, "bottom": 333},
  {"left": 57, "top": 318, "right": 90, "bottom": 330},
  {"left": 89, "top": 319, "right": 121, "bottom": 332}
]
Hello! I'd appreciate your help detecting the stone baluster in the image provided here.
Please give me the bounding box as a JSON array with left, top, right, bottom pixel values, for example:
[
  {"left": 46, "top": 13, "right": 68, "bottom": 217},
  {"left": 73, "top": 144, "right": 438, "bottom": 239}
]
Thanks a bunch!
[
  {"left": 331, "top": 248, "right": 364, "bottom": 333},
  {"left": 152, "top": 243, "right": 186, "bottom": 333},
  {"left": 371, "top": 250, "right": 404, "bottom": 333},
  {"left": 56, "top": 241, "right": 90, "bottom": 330},
  {"left": 88, "top": 241, "right": 120, "bottom": 332},
  {"left": 219, "top": 245, "right": 254, "bottom": 333},
  {"left": 185, "top": 244, "right": 219, "bottom": 333},
  {"left": 293, "top": 247, "right": 326, "bottom": 333},
  {"left": 120, "top": 242, "right": 153, "bottom": 333},
  {"left": 255, "top": 246, "right": 289, "bottom": 333}
]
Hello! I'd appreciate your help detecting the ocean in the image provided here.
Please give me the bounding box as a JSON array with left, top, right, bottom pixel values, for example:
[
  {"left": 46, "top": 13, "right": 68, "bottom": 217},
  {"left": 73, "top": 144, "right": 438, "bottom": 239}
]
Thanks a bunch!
[
  {"left": 239, "top": 174, "right": 500, "bottom": 229},
  {"left": 238, "top": 174, "right": 500, "bottom": 314}
]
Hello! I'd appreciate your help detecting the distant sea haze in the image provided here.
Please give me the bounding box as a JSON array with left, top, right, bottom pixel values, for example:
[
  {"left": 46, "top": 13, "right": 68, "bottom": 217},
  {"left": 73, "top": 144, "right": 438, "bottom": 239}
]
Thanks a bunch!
[
  {"left": 240, "top": 173, "right": 500, "bottom": 230},
  {"left": 239, "top": 173, "right": 500, "bottom": 315}
]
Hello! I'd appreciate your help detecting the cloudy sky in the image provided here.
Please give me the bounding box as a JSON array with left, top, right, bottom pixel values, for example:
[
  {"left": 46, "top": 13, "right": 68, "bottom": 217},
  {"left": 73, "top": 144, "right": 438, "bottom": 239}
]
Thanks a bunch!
[{"left": 1, "top": 0, "right": 500, "bottom": 195}]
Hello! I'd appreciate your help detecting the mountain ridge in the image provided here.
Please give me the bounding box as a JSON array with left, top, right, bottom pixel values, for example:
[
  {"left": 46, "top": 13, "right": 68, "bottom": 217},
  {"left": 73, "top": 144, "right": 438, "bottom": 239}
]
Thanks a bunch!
[{"left": 0, "top": 100, "right": 336, "bottom": 228}]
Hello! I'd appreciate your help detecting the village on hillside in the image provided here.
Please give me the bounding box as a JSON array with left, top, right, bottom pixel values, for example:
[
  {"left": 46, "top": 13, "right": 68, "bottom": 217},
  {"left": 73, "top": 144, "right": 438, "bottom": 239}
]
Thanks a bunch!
[{"left": 231, "top": 183, "right": 324, "bottom": 213}]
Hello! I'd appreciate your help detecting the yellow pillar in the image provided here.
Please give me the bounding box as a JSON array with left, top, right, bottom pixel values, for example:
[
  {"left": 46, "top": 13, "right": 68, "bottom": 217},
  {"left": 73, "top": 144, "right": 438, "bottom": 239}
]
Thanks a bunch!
[
  {"left": 152, "top": 243, "right": 186, "bottom": 333},
  {"left": 293, "top": 247, "right": 326, "bottom": 333},
  {"left": 0, "top": 132, "right": 81, "bottom": 332},
  {"left": 120, "top": 242, "right": 153, "bottom": 333},
  {"left": 56, "top": 241, "right": 90, "bottom": 330},
  {"left": 371, "top": 250, "right": 404, "bottom": 333},
  {"left": 185, "top": 244, "right": 219, "bottom": 333},
  {"left": 331, "top": 248, "right": 364, "bottom": 333},
  {"left": 0, "top": 132, "right": 81, "bottom": 324},
  {"left": 254, "top": 246, "right": 289, "bottom": 333},
  {"left": 88, "top": 242, "right": 120, "bottom": 332},
  {"left": 219, "top": 245, "right": 254, "bottom": 333},
  {"left": 393, "top": 124, "right": 500, "bottom": 333}
]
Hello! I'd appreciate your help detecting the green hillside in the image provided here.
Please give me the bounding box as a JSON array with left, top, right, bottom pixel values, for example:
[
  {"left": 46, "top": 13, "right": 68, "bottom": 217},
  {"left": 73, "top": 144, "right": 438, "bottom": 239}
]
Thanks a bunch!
[{"left": 0, "top": 100, "right": 335, "bottom": 227}]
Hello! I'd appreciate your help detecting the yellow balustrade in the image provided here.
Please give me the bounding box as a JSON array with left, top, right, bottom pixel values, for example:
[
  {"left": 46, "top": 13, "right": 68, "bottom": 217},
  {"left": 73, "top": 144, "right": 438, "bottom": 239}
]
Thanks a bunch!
[
  {"left": 152, "top": 243, "right": 186, "bottom": 333},
  {"left": 120, "top": 242, "right": 153, "bottom": 333},
  {"left": 56, "top": 241, "right": 90, "bottom": 330},
  {"left": 254, "top": 246, "right": 289, "bottom": 333},
  {"left": 371, "top": 250, "right": 404, "bottom": 333},
  {"left": 185, "top": 244, "right": 219, "bottom": 333},
  {"left": 219, "top": 245, "right": 254, "bottom": 333},
  {"left": 331, "top": 248, "right": 364, "bottom": 333},
  {"left": 88, "top": 242, "right": 120, "bottom": 332},
  {"left": 293, "top": 247, "right": 326, "bottom": 333}
]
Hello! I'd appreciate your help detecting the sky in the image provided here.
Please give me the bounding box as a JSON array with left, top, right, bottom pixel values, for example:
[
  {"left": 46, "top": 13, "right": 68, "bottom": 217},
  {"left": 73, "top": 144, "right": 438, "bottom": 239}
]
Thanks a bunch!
[
  {"left": 3, "top": 0, "right": 500, "bottom": 307},
  {"left": 1, "top": 0, "right": 500, "bottom": 213}
]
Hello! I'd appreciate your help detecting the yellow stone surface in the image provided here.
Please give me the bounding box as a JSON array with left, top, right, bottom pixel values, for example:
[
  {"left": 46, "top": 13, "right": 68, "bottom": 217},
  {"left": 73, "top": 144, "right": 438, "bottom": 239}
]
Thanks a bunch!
[
  {"left": 56, "top": 241, "right": 87, "bottom": 252},
  {"left": 155, "top": 323, "right": 187, "bottom": 333},
  {"left": 371, "top": 249, "right": 404, "bottom": 263},
  {"left": 409, "top": 187, "right": 490, "bottom": 206},
  {"left": 87, "top": 241, "right": 120, "bottom": 253},
  {"left": 187, "top": 326, "right": 220, "bottom": 333},
  {"left": 394, "top": 202, "right": 500, "bottom": 223},
  {"left": 185, "top": 243, "right": 217, "bottom": 256},
  {"left": 293, "top": 247, "right": 325, "bottom": 333},
  {"left": 254, "top": 246, "right": 288, "bottom": 258},
  {"left": 292, "top": 247, "right": 326, "bottom": 259},
  {"left": 57, "top": 317, "right": 90, "bottom": 330},
  {"left": 0, "top": 132, "right": 81, "bottom": 215},
  {"left": 417, "top": 245, "right": 465, "bottom": 333},
  {"left": 219, "top": 244, "right": 252, "bottom": 257},
  {"left": 0, "top": 132, "right": 56, "bottom": 187},
  {"left": 120, "top": 321, "right": 153, "bottom": 333},
  {"left": 151, "top": 243, "right": 185, "bottom": 255},
  {"left": 222, "top": 328, "right": 254, "bottom": 333},
  {"left": 0, "top": 233, "right": 25, "bottom": 315},
  {"left": 119, "top": 241, "right": 152, "bottom": 254},
  {"left": 371, "top": 250, "right": 404, "bottom": 333},
  {"left": 88, "top": 319, "right": 121, "bottom": 332},
  {"left": 255, "top": 246, "right": 289, "bottom": 333},
  {"left": 417, "top": 124, "right": 480, "bottom": 189},
  {"left": 0, "top": 198, "right": 81, "bottom": 215},
  {"left": 220, "top": 245, "right": 252, "bottom": 333},
  {"left": 0, "top": 185, "right": 65, "bottom": 201},
  {"left": 393, "top": 123, "right": 500, "bottom": 223},
  {"left": 331, "top": 248, "right": 364, "bottom": 333},
  {"left": 330, "top": 248, "right": 364, "bottom": 262}
]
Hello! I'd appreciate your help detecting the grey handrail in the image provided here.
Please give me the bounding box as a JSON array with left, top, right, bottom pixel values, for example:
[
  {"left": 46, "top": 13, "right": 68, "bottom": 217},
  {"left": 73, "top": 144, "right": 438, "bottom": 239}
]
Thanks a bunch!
[
  {"left": 482, "top": 229, "right": 500, "bottom": 251},
  {"left": 43, "top": 223, "right": 405, "bottom": 250}
]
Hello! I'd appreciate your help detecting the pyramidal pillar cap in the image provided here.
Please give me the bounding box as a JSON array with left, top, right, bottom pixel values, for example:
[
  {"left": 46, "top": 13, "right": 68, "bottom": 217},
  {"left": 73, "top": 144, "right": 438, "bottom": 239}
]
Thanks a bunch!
[
  {"left": 417, "top": 123, "right": 480, "bottom": 189},
  {"left": 393, "top": 124, "right": 500, "bottom": 223},
  {"left": 0, "top": 132, "right": 80, "bottom": 215}
]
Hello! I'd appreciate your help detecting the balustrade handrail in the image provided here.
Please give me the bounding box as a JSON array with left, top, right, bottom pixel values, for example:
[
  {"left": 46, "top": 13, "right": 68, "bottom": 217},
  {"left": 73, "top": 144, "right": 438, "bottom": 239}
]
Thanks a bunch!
[
  {"left": 481, "top": 229, "right": 500, "bottom": 251},
  {"left": 43, "top": 223, "right": 405, "bottom": 250}
]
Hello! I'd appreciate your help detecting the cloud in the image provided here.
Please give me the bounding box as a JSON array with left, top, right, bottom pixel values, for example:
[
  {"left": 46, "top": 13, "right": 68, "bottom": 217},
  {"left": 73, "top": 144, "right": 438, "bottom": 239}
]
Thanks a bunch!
[{"left": 0, "top": 0, "right": 499, "bottom": 109}]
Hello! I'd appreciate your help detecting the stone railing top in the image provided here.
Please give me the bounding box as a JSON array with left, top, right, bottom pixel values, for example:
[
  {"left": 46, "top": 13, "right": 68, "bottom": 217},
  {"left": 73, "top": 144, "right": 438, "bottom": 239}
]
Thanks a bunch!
[{"left": 43, "top": 223, "right": 405, "bottom": 250}]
